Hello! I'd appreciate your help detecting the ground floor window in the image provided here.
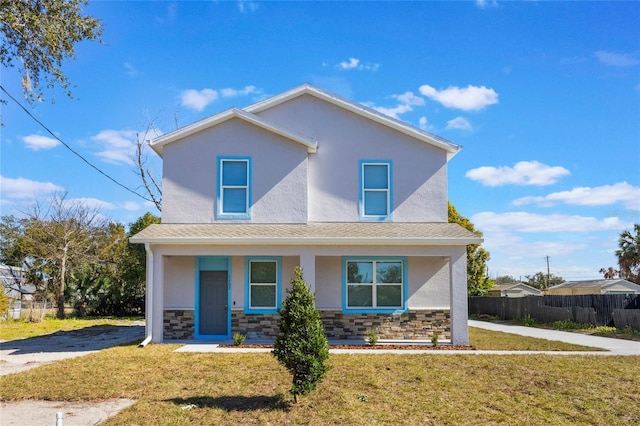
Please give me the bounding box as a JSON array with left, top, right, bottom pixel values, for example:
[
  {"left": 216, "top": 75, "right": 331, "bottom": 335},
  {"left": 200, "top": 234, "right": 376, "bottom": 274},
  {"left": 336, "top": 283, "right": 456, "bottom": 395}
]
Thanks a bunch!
[
  {"left": 343, "top": 257, "right": 405, "bottom": 311},
  {"left": 246, "top": 257, "right": 281, "bottom": 313}
]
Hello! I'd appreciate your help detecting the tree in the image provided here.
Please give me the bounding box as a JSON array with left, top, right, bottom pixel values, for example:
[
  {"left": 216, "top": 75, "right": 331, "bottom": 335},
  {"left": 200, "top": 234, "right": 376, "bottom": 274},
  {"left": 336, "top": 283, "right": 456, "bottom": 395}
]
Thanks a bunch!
[
  {"left": 616, "top": 224, "right": 640, "bottom": 284},
  {"left": 494, "top": 275, "right": 518, "bottom": 285},
  {"left": 0, "top": 0, "right": 102, "bottom": 104},
  {"left": 448, "top": 202, "right": 494, "bottom": 295},
  {"left": 273, "top": 267, "right": 329, "bottom": 403},
  {"left": 525, "top": 272, "right": 564, "bottom": 290},
  {"left": 599, "top": 267, "right": 619, "bottom": 280}
]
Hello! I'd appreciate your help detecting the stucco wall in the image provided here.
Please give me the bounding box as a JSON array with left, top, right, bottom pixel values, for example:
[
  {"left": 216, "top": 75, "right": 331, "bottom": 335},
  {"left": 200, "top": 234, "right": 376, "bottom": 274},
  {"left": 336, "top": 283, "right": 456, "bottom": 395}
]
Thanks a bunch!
[
  {"left": 255, "top": 94, "right": 449, "bottom": 222},
  {"left": 161, "top": 118, "right": 309, "bottom": 224}
]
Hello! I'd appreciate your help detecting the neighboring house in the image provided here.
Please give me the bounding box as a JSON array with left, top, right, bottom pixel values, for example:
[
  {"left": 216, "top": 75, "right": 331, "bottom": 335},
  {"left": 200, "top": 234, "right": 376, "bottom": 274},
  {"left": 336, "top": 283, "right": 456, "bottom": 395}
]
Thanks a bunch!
[
  {"left": 130, "top": 84, "right": 482, "bottom": 345},
  {"left": 0, "top": 264, "right": 34, "bottom": 301},
  {"left": 1, "top": 264, "right": 35, "bottom": 319},
  {"left": 486, "top": 283, "right": 542, "bottom": 298},
  {"left": 546, "top": 279, "right": 640, "bottom": 296}
]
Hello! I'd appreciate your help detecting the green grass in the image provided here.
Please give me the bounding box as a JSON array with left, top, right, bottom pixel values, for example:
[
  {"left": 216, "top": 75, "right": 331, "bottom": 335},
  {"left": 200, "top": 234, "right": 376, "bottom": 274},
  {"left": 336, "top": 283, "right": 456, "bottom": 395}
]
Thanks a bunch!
[
  {"left": 0, "top": 317, "right": 142, "bottom": 341},
  {"left": 1, "top": 344, "right": 638, "bottom": 425},
  {"left": 469, "top": 327, "right": 603, "bottom": 351}
]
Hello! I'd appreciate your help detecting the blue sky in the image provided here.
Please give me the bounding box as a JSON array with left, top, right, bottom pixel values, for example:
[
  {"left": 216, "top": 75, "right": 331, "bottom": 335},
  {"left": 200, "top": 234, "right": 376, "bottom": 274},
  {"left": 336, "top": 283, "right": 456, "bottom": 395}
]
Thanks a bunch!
[{"left": 1, "top": 0, "right": 639, "bottom": 281}]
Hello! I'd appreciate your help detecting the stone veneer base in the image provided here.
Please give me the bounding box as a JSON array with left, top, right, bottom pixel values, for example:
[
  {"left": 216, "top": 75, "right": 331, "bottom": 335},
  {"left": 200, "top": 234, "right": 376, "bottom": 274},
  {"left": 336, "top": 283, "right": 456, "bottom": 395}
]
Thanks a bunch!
[{"left": 164, "top": 309, "right": 450, "bottom": 341}]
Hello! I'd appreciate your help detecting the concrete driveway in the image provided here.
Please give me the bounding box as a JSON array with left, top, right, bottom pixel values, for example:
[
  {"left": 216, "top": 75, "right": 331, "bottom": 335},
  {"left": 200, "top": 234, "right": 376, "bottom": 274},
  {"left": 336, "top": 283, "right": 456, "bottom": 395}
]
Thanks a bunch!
[{"left": 0, "top": 322, "right": 144, "bottom": 376}]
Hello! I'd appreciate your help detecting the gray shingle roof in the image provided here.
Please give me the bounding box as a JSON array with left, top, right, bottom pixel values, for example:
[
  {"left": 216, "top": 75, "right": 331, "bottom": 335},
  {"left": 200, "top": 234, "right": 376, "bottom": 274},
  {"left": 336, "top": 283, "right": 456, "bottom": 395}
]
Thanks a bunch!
[{"left": 130, "top": 222, "right": 482, "bottom": 246}]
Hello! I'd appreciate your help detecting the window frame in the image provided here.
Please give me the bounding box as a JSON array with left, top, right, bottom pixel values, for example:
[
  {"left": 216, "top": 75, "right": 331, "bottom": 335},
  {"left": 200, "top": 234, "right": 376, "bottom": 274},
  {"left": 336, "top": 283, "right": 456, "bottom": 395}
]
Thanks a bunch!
[
  {"left": 245, "top": 256, "right": 282, "bottom": 314},
  {"left": 342, "top": 256, "right": 407, "bottom": 314},
  {"left": 359, "top": 160, "right": 392, "bottom": 221},
  {"left": 217, "top": 156, "right": 252, "bottom": 219}
]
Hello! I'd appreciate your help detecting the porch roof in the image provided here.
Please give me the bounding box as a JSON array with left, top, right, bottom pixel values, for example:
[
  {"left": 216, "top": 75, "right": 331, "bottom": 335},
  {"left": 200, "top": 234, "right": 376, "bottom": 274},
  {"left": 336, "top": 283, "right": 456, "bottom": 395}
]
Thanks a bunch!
[{"left": 129, "top": 222, "right": 482, "bottom": 246}]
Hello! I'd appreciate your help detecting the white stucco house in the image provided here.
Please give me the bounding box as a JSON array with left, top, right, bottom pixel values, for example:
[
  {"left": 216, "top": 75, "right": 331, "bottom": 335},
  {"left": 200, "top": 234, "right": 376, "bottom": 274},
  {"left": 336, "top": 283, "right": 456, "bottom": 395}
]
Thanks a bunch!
[
  {"left": 130, "top": 84, "right": 481, "bottom": 345},
  {"left": 486, "top": 283, "right": 542, "bottom": 298}
]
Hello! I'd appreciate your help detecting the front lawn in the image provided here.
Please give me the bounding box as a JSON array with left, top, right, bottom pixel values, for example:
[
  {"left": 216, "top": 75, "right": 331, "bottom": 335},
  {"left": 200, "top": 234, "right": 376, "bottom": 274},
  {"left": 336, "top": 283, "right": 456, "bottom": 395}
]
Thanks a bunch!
[
  {"left": 0, "top": 317, "right": 143, "bottom": 341},
  {"left": 1, "top": 344, "right": 638, "bottom": 425}
]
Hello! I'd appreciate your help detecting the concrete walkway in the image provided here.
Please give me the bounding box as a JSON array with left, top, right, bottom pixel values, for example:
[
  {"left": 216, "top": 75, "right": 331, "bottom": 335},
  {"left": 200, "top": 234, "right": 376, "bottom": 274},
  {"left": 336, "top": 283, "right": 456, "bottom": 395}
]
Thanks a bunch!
[
  {"left": 468, "top": 320, "right": 640, "bottom": 355},
  {"left": 175, "top": 321, "right": 640, "bottom": 356}
]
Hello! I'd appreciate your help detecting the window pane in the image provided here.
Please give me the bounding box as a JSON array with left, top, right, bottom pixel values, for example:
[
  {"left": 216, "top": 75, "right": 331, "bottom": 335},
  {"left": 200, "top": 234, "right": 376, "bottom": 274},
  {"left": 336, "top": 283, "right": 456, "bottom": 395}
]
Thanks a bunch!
[
  {"left": 347, "top": 262, "right": 373, "bottom": 283},
  {"left": 250, "top": 261, "right": 277, "bottom": 283},
  {"left": 377, "top": 285, "right": 402, "bottom": 307},
  {"left": 251, "top": 285, "right": 276, "bottom": 307},
  {"left": 222, "top": 188, "right": 247, "bottom": 213},
  {"left": 222, "top": 161, "right": 247, "bottom": 186},
  {"left": 348, "top": 285, "right": 372, "bottom": 307},
  {"left": 376, "top": 262, "right": 402, "bottom": 283},
  {"left": 364, "top": 191, "right": 387, "bottom": 216},
  {"left": 363, "top": 164, "right": 388, "bottom": 189}
]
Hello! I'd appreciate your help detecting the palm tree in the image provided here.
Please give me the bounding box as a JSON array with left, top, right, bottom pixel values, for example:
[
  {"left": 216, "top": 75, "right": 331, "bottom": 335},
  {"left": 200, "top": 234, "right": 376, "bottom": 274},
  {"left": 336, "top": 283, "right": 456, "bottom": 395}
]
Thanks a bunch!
[
  {"left": 615, "top": 224, "right": 640, "bottom": 284},
  {"left": 599, "top": 267, "right": 619, "bottom": 279}
]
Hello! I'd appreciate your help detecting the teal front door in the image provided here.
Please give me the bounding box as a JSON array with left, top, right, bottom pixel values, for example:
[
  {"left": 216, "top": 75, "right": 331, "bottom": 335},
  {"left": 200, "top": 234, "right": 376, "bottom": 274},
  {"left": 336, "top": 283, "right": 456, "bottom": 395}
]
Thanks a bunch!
[{"left": 198, "top": 270, "right": 228, "bottom": 336}]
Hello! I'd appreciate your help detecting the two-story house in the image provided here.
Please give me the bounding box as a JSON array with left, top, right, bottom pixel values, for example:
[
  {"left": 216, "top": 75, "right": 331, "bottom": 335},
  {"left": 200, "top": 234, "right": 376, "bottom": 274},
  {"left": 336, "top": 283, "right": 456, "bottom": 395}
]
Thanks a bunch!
[{"left": 130, "top": 84, "right": 482, "bottom": 345}]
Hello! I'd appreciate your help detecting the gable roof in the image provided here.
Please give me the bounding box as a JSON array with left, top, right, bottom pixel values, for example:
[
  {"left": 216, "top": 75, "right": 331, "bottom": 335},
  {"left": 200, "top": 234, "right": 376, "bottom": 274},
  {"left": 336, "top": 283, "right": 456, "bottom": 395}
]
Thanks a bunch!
[
  {"left": 150, "top": 108, "right": 318, "bottom": 157},
  {"left": 244, "top": 84, "right": 461, "bottom": 160},
  {"left": 130, "top": 222, "right": 482, "bottom": 246},
  {"left": 491, "top": 283, "right": 542, "bottom": 293},
  {"left": 149, "top": 84, "right": 461, "bottom": 159},
  {"left": 547, "top": 279, "right": 640, "bottom": 291}
]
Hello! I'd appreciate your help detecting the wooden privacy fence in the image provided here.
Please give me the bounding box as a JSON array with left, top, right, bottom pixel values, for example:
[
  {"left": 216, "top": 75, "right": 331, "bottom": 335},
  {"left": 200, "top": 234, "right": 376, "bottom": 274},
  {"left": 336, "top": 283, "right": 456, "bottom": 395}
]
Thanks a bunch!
[{"left": 468, "top": 294, "right": 640, "bottom": 330}]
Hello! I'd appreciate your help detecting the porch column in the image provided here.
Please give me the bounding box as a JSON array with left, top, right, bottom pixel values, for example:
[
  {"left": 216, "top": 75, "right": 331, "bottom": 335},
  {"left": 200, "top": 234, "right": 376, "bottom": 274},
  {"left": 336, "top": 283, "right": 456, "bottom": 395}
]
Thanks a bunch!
[
  {"left": 449, "top": 249, "right": 469, "bottom": 345},
  {"left": 152, "top": 253, "right": 165, "bottom": 343},
  {"left": 299, "top": 252, "right": 316, "bottom": 302}
]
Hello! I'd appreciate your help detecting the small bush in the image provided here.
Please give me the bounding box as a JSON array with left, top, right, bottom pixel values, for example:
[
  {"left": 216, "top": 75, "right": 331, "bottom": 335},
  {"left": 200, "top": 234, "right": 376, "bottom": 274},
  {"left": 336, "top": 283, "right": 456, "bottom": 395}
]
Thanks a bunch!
[
  {"left": 366, "top": 329, "right": 379, "bottom": 346},
  {"left": 233, "top": 333, "right": 246, "bottom": 346},
  {"left": 431, "top": 334, "right": 439, "bottom": 347},
  {"left": 552, "top": 320, "right": 591, "bottom": 330}
]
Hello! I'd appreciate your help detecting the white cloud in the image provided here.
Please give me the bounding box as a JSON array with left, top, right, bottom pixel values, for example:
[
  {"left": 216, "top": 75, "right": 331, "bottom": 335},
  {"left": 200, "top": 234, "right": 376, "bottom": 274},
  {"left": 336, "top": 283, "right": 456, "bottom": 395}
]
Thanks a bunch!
[
  {"left": 393, "top": 91, "right": 425, "bottom": 106},
  {"left": 475, "top": 0, "right": 498, "bottom": 9},
  {"left": 373, "top": 103, "right": 413, "bottom": 119},
  {"left": 238, "top": 0, "right": 259, "bottom": 13},
  {"left": 121, "top": 201, "right": 142, "bottom": 211},
  {"left": 418, "top": 116, "right": 431, "bottom": 131},
  {"left": 465, "top": 161, "right": 570, "bottom": 187},
  {"left": 336, "top": 57, "right": 379, "bottom": 71},
  {"left": 22, "top": 134, "right": 60, "bottom": 151},
  {"left": 124, "top": 62, "right": 139, "bottom": 77},
  {"left": 446, "top": 116, "right": 472, "bottom": 131},
  {"left": 220, "top": 85, "right": 257, "bottom": 98},
  {"left": 180, "top": 88, "right": 219, "bottom": 111},
  {"left": 594, "top": 50, "right": 640, "bottom": 67},
  {"left": 68, "top": 197, "right": 116, "bottom": 211},
  {"left": 513, "top": 182, "right": 640, "bottom": 210},
  {"left": 472, "top": 211, "right": 631, "bottom": 233},
  {"left": 419, "top": 84, "right": 499, "bottom": 111},
  {"left": 0, "top": 175, "right": 64, "bottom": 199},
  {"left": 91, "top": 130, "right": 138, "bottom": 165}
]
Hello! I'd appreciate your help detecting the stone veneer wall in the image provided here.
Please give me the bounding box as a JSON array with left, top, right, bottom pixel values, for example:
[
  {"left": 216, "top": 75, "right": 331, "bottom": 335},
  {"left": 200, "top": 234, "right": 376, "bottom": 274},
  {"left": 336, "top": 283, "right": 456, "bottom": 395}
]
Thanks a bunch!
[
  {"left": 164, "top": 309, "right": 450, "bottom": 340},
  {"left": 164, "top": 310, "right": 194, "bottom": 340}
]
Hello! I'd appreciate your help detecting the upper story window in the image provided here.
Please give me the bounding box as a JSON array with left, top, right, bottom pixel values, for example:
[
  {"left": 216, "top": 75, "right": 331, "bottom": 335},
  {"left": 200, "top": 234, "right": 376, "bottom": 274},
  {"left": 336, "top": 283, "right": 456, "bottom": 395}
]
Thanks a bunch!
[
  {"left": 360, "top": 160, "right": 392, "bottom": 221},
  {"left": 245, "top": 257, "right": 281, "bottom": 313},
  {"left": 218, "top": 157, "right": 251, "bottom": 219}
]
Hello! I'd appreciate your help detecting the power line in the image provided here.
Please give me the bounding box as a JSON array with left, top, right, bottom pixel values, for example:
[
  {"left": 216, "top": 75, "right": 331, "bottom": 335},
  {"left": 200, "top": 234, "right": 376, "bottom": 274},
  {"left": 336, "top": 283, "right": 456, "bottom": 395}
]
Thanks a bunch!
[{"left": 1, "top": 84, "right": 153, "bottom": 203}]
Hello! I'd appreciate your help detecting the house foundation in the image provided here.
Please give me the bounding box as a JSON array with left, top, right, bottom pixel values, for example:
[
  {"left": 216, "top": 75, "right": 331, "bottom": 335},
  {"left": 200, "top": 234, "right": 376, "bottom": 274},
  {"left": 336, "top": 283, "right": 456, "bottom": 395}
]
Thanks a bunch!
[{"left": 163, "top": 309, "right": 450, "bottom": 341}]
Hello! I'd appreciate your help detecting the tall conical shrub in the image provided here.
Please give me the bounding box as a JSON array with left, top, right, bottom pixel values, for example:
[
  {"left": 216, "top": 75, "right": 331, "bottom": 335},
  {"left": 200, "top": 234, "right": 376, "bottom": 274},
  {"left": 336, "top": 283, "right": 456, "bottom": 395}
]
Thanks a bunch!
[{"left": 273, "top": 267, "right": 329, "bottom": 402}]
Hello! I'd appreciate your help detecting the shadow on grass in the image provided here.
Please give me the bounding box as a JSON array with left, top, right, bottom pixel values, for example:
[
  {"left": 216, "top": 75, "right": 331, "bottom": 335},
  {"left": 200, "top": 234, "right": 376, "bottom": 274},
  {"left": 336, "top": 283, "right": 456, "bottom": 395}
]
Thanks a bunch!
[
  {"left": 1, "top": 325, "right": 145, "bottom": 355},
  {"left": 167, "top": 395, "right": 290, "bottom": 412}
]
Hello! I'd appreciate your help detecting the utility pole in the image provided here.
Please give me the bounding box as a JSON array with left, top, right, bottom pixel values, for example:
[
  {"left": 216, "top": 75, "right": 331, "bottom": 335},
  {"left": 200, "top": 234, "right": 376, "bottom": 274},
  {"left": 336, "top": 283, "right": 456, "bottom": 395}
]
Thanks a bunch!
[{"left": 545, "top": 256, "right": 551, "bottom": 288}]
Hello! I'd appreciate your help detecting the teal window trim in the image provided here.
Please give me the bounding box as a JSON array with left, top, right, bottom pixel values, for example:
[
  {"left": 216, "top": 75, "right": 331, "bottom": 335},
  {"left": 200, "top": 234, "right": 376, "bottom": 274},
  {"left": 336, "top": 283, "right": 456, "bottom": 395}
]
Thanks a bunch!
[
  {"left": 194, "top": 256, "right": 231, "bottom": 339},
  {"left": 245, "top": 256, "right": 282, "bottom": 314},
  {"left": 341, "top": 256, "right": 407, "bottom": 314},
  {"left": 359, "top": 160, "right": 393, "bottom": 221},
  {"left": 217, "top": 156, "right": 252, "bottom": 219}
]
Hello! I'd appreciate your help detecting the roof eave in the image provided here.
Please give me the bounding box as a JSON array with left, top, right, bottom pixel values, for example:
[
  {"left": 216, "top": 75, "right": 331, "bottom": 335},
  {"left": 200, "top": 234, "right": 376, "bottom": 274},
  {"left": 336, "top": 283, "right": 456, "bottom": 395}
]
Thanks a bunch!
[
  {"left": 149, "top": 108, "right": 318, "bottom": 156},
  {"left": 129, "top": 236, "right": 483, "bottom": 246}
]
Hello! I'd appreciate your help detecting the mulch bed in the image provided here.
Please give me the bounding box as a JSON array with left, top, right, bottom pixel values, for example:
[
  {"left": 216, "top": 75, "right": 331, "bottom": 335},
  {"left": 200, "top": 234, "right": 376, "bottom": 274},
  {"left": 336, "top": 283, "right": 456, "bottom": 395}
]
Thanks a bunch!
[{"left": 220, "top": 344, "right": 475, "bottom": 350}]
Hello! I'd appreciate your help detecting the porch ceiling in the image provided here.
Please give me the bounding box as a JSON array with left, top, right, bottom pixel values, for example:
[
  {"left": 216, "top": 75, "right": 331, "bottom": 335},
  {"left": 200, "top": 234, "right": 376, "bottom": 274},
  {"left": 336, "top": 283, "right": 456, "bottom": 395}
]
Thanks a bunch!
[{"left": 129, "top": 222, "right": 482, "bottom": 246}]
